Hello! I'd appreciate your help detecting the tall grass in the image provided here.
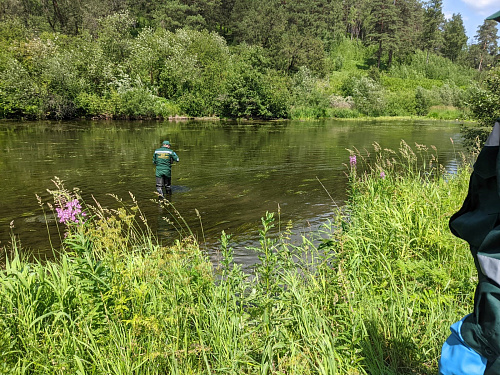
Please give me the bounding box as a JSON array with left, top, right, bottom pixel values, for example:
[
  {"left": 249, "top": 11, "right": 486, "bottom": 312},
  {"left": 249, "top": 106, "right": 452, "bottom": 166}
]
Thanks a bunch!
[
  {"left": 342, "top": 141, "right": 475, "bottom": 373},
  {"left": 0, "top": 143, "right": 476, "bottom": 374}
]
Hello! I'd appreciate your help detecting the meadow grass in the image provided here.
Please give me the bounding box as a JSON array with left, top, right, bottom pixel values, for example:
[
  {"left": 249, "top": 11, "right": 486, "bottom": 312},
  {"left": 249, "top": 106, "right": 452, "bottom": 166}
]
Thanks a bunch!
[
  {"left": 427, "top": 106, "right": 464, "bottom": 120},
  {"left": 0, "top": 143, "right": 476, "bottom": 374}
]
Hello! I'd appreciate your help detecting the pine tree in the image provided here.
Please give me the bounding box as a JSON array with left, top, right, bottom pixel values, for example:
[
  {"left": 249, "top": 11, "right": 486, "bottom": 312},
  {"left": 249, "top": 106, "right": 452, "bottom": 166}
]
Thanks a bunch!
[
  {"left": 422, "top": 0, "right": 444, "bottom": 62},
  {"left": 442, "top": 13, "right": 467, "bottom": 62},
  {"left": 475, "top": 20, "right": 499, "bottom": 71},
  {"left": 394, "top": 0, "right": 424, "bottom": 63},
  {"left": 366, "top": 0, "right": 401, "bottom": 68}
]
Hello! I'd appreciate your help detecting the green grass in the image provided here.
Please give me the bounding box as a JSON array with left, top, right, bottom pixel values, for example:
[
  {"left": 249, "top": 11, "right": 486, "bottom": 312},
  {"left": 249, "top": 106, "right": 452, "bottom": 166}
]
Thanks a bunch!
[
  {"left": 0, "top": 143, "right": 476, "bottom": 374},
  {"left": 427, "top": 106, "right": 464, "bottom": 120}
]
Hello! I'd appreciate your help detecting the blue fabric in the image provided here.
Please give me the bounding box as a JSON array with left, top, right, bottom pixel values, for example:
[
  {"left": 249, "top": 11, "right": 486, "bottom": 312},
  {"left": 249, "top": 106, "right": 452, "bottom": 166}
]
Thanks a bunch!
[{"left": 439, "top": 316, "right": 487, "bottom": 375}]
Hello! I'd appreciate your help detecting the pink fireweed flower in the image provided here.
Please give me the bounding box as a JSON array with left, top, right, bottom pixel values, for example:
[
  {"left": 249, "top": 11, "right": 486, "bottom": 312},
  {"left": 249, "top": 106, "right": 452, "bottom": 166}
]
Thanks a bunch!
[
  {"left": 56, "top": 199, "right": 86, "bottom": 224},
  {"left": 380, "top": 171, "right": 386, "bottom": 179},
  {"left": 349, "top": 155, "right": 357, "bottom": 167}
]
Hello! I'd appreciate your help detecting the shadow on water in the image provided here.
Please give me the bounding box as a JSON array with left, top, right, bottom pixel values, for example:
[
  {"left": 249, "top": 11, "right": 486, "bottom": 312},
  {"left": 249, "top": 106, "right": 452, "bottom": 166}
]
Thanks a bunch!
[{"left": 0, "top": 119, "right": 464, "bottom": 268}]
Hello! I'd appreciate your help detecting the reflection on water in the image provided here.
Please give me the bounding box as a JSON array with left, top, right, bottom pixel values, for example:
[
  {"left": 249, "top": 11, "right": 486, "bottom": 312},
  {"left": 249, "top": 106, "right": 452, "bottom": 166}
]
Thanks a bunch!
[{"left": 0, "top": 119, "right": 463, "bottom": 266}]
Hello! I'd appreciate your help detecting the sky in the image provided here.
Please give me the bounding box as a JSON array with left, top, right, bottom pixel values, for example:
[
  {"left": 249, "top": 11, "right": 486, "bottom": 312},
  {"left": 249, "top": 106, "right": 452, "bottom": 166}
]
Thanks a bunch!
[{"left": 442, "top": 0, "right": 499, "bottom": 43}]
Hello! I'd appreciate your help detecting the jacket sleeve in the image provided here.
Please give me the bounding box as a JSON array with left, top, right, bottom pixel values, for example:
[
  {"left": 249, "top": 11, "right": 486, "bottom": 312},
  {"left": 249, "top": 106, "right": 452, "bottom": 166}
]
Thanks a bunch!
[{"left": 439, "top": 316, "right": 487, "bottom": 375}]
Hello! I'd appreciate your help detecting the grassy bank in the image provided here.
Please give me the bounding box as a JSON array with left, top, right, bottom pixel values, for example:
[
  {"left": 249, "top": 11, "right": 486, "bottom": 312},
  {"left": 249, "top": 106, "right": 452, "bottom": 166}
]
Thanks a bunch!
[{"left": 0, "top": 144, "right": 475, "bottom": 374}]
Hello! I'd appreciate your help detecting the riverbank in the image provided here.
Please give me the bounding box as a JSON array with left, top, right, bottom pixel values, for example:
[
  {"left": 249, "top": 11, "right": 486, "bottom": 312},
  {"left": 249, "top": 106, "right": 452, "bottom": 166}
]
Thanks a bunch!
[
  {"left": 39, "top": 110, "right": 475, "bottom": 124},
  {"left": 0, "top": 142, "right": 474, "bottom": 374}
]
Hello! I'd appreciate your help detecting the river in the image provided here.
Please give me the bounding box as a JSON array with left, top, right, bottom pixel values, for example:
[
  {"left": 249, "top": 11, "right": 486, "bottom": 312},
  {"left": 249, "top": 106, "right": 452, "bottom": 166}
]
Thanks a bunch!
[{"left": 0, "top": 119, "right": 463, "bottom": 266}]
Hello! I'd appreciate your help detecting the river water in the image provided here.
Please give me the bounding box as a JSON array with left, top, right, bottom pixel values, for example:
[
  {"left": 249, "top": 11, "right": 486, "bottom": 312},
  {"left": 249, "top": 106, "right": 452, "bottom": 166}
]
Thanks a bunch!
[{"left": 0, "top": 119, "right": 463, "bottom": 265}]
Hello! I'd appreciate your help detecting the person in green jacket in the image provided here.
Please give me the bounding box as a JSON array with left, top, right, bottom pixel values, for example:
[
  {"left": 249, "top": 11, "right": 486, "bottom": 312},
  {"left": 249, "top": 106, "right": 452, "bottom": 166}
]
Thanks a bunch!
[
  {"left": 153, "top": 140, "right": 179, "bottom": 198},
  {"left": 439, "top": 121, "right": 500, "bottom": 375}
]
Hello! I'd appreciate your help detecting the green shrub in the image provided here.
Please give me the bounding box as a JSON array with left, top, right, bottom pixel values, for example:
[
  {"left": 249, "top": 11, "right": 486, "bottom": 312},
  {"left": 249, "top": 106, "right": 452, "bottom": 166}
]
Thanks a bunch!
[
  {"left": 385, "top": 90, "right": 416, "bottom": 116},
  {"left": 115, "top": 87, "right": 181, "bottom": 118},
  {"left": 76, "top": 90, "right": 180, "bottom": 119},
  {"left": 328, "top": 35, "right": 370, "bottom": 71},
  {"left": 415, "top": 86, "right": 432, "bottom": 116},
  {"left": 436, "top": 82, "right": 467, "bottom": 107},
  {"left": 179, "top": 92, "right": 207, "bottom": 117},
  {"left": 155, "top": 28, "right": 232, "bottom": 117},
  {"left": 218, "top": 64, "right": 290, "bottom": 119},
  {"left": 0, "top": 59, "right": 42, "bottom": 118},
  {"left": 381, "top": 75, "right": 443, "bottom": 91},
  {"left": 289, "top": 66, "right": 329, "bottom": 118},
  {"left": 351, "top": 76, "right": 387, "bottom": 116},
  {"left": 389, "top": 50, "right": 476, "bottom": 86},
  {"left": 329, "top": 71, "right": 363, "bottom": 95},
  {"left": 74, "top": 92, "right": 110, "bottom": 117}
]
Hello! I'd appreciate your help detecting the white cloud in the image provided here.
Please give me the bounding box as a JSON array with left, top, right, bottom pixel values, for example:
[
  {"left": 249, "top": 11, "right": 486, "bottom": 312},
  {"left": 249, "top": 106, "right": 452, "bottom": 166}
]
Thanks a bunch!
[
  {"left": 462, "top": 0, "right": 498, "bottom": 6},
  {"left": 461, "top": 0, "right": 499, "bottom": 14}
]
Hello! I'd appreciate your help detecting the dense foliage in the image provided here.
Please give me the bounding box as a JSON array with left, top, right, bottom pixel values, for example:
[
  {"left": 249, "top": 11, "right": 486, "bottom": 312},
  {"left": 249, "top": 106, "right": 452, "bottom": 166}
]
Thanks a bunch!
[
  {"left": 460, "top": 66, "right": 500, "bottom": 148},
  {"left": 0, "top": 143, "right": 474, "bottom": 374},
  {"left": 0, "top": 0, "right": 497, "bottom": 120}
]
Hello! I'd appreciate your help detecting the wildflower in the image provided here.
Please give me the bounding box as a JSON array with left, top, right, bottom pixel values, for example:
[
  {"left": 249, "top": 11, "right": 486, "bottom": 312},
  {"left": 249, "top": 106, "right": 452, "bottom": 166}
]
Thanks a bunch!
[
  {"left": 380, "top": 171, "right": 386, "bottom": 179},
  {"left": 349, "top": 155, "right": 357, "bottom": 167},
  {"left": 56, "top": 199, "right": 86, "bottom": 224}
]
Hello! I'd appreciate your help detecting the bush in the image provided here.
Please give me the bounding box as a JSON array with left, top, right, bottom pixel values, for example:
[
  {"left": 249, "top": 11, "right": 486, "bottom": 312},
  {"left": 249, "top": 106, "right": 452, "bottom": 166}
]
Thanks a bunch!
[
  {"left": 381, "top": 75, "right": 442, "bottom": 91},
  {"left": 385, "top": 91, "right": 416, "bottom": 116},
  {"left": 179, "top": 92, "right": 208, "bottom": 117},
  {"left": 415, "top": 86, "right": 432, "bottom": 116},
  {"left": 218, "top": 54, "right": 291, "bottom": 119},
  {"left": 74, "top": 92, "right": 111, "bottom": 117},
  {"left": 436, "top": 82, "right": 466, "bottom": 107},
  {"left": 351, "top": 76, "right": 387, "bottom": 116},
  {"left": 467, "top": 69, "right": 500, "bottom": 127},
  {"left": 75, "top": 86, "right": 181, "bottom": 119},
  {"left": 287, "top": 67, "right": 330, "bottom": 119},
  {"left": 329, "top": 95, "right": 354, "bottom": 109},
  {"left": 156, "top": 28, "right": 232, "bottom": 117},
  {"left": 389, "top": 50, "right": 476, "bottom": 86},
  {"left": 460, "top": 67, "right": 500, "bottom": 147},
  {"left": 260, "top": 70, "right": 291, "bottom": 119},
  {"left": 116, "top": 87, "right": 181, "bottom": 118},
  {"left": 328, "top": 35, "right": 370, "bottom": 71},
  {"left": 0, "top": 58, "right": 42, "bottom": 118}
]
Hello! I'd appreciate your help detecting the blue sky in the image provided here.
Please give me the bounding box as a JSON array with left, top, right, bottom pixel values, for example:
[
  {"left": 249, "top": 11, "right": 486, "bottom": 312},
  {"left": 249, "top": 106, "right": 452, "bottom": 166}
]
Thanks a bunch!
[{"left": 442, "top": 0, "right": 499, "bottom": 43}]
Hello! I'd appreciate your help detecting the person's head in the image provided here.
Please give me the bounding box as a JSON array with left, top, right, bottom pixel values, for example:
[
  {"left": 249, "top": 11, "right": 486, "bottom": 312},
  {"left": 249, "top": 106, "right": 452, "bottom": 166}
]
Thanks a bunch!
[{"left": 162, "top": 140, "right": 170, "bottom": 148}]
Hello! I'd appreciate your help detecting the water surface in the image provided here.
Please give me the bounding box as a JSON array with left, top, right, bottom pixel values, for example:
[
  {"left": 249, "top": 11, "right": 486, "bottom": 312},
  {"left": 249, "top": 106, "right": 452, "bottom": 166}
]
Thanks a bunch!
[{"left": 0, "top": 119, "right": 463, "bottom": 265}]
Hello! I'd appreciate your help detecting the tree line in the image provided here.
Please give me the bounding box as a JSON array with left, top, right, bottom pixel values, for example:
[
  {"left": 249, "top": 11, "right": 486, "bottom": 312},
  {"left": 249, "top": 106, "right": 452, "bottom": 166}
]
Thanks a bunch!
[{"left": 0, "top": 0, "right": 498, "bottom": 120}]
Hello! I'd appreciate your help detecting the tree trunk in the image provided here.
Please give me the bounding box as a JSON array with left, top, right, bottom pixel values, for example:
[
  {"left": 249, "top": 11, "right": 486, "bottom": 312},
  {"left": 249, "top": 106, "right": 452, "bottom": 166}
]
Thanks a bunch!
[
  {"left": 478, "top": 41, "right": 488, "bottom": 72},
  {"left": 377, "top": 39, "right": 382, "bottom": 68}
]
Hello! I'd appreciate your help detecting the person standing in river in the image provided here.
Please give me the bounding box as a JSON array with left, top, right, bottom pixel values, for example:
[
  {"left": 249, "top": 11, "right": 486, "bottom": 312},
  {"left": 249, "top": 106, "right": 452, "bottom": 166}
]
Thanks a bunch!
[{"left": 153, "top": 140, "right": 179, "bottom": 199}]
